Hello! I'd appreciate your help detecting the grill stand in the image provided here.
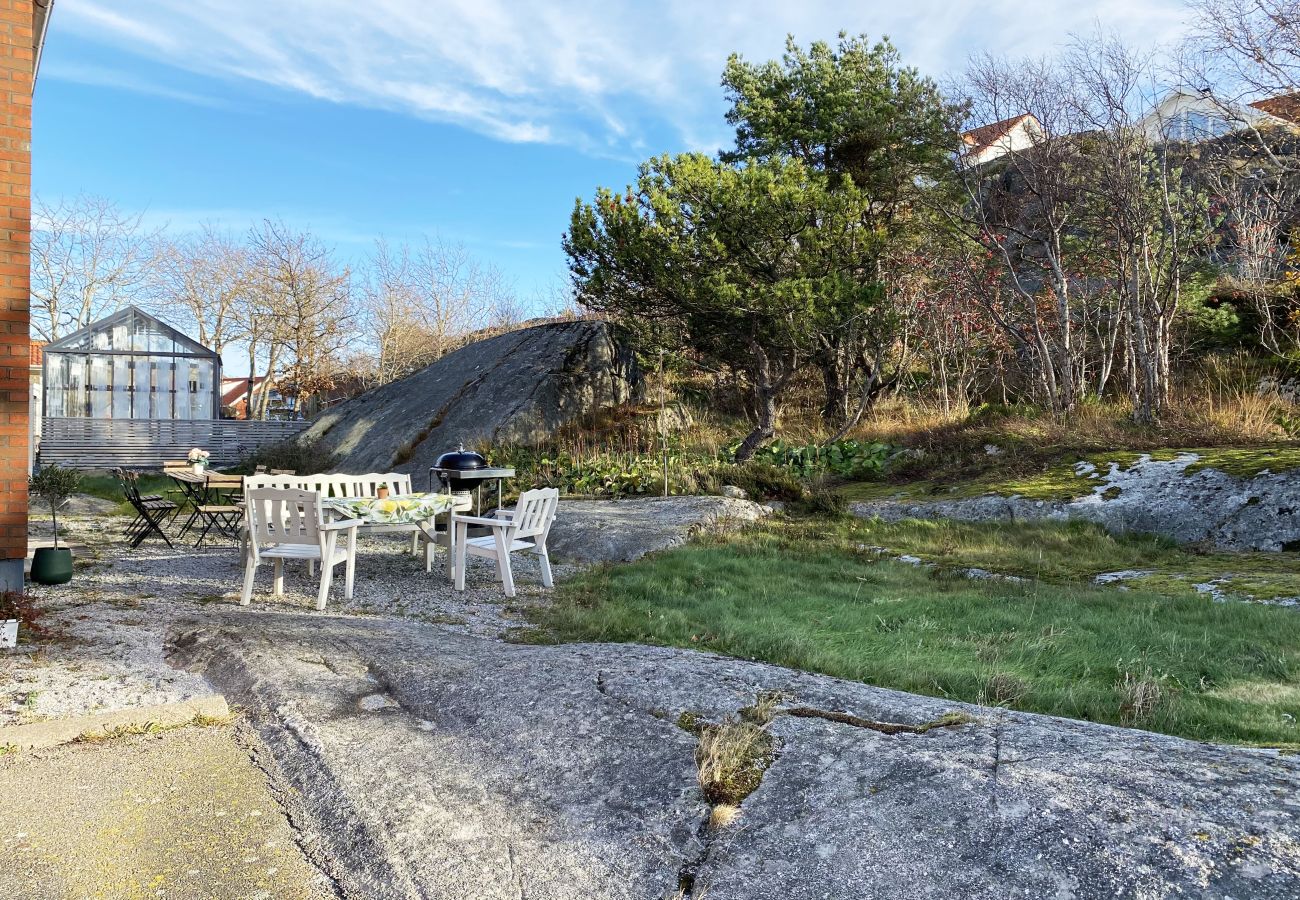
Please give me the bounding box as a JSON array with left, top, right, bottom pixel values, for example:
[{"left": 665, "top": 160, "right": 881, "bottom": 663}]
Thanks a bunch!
[{"left": 428, "top": 467, "right": 516, "bottom": 517}]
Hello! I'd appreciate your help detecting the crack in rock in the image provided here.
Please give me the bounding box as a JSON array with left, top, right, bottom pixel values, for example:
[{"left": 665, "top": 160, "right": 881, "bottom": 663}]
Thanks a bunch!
[{"left": 784, "top": 706, "right": 977, "bottom": 735}]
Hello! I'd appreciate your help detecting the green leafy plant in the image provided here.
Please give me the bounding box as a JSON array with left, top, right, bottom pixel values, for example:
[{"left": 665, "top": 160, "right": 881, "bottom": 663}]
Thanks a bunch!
[
  {"left": 29, "top": 464, "right": 83, "bottom": 549},
  {"left": 743, "top": 439, "right": 892, "bottom": 479},
  {"left": 497, "top": 447, "right": 721, "bottom": 499}
]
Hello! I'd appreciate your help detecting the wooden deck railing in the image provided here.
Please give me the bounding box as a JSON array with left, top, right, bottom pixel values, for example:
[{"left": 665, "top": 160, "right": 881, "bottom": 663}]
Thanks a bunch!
[{"left": 38, "top": 417, "right": 311, "bottom": 469}]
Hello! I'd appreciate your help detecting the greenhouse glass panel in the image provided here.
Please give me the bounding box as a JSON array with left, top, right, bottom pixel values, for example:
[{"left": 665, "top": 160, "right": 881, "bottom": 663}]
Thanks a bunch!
[
  {"left": 175, "top": 360, "right": 193, "bottom": 420},
  {"left": 195, "top": 359, "right": 214, "bottom": 418},
  {"left": 89, "top": 356, "right": 111, "bottom": 417},
  {"left": 112, "top": 356, "right": 132, "bottom": 418},
  {"left": 42, "top": 307, "right": 221, "bottom": 421},
  {"left": 45, "top": 357, "right": 65, "bottom": 417},
  {"left": 63, "top": 354, "right": 87, "bottom": 418}
]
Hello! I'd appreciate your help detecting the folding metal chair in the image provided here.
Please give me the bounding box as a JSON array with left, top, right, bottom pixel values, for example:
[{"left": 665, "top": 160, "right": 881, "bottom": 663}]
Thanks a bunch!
[
  {"left": 116, "top": 469, "right": 176, "bottom": 549},
  {"left": 192, "top": 473, "right": 245, "bottom": 548}
]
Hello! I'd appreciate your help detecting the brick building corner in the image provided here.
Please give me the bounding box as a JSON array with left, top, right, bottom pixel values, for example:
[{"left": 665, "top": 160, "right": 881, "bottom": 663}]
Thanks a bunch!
[{"left": 0, "top": 1, "right": 50, "bottom": 591}]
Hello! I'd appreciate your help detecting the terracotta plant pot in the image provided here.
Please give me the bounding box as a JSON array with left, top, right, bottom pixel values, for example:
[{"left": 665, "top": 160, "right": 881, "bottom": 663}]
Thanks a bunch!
[
  {"left": 377, "top": 487, "right": 390, "bottom": 499},
  {"left": 30, "top": 546, "right": 73, "bottom": 585}
]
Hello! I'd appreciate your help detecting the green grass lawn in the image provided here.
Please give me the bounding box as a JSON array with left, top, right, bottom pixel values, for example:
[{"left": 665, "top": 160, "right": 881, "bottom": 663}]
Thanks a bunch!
[
  {"left": 850, "top": 518, "right": 1300, "bottom": 600},
  {"left": 76, "top": 472, "right": 180, "bottom": 517},
  {"left": 529, "top": 518, "right": 1300, "bottom": 748}
]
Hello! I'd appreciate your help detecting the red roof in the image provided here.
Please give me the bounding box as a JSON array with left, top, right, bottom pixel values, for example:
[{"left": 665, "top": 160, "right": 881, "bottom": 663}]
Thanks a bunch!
[
  {"left": 221, "top": 376, "right": 266, "bottom": 407},
  {"left": 962, "top": 114, "right": 1035, "bottom": 154},
  {"left": 1248, "top": 92, "right": 1300, "bottom": 125}
]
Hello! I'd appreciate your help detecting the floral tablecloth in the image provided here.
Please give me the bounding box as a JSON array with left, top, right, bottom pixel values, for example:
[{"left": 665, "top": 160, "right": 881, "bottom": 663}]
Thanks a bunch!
[{"left": 320, "top": 492, "right": 455, "bottom": 525}]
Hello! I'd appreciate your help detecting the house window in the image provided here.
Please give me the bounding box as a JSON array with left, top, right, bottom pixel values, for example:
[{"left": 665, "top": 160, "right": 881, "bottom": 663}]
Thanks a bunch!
[{"left": 1165, "top": 110, "right": 1231, "bottom": 141}]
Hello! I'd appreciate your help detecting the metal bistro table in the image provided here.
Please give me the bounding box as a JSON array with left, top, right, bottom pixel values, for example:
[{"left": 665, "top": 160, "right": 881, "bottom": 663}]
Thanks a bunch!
[{"left": 167, "top": 469, "right": 245, "bottom": 545}]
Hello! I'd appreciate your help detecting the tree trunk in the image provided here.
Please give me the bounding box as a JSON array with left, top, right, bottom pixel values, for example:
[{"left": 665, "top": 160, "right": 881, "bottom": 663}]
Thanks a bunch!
[
  {"left": 734, "top": 391, "right": 778, "bottom": 462},
  {"left": 734, "top": 344, "right": 782, "bottom": 462},
  {"left": 819, "top": 361, "right": 850, "bottom": 426}
]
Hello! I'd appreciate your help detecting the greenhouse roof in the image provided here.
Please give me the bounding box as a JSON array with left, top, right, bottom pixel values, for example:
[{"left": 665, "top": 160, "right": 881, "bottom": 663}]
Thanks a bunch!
[{"left": 44, "top": 306, "right": 218, "bottom": 360}]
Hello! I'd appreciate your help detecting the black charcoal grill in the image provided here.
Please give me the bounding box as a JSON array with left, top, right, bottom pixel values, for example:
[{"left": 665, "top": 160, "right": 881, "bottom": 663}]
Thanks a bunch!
[{"left": 429, "top": 445, "right": 516, "bottom": 515}]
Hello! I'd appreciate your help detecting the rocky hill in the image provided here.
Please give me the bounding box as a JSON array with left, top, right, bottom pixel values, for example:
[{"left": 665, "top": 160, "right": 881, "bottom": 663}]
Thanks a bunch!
[{"left": 300, "top": 320, "right": 641, "bottom": 476}]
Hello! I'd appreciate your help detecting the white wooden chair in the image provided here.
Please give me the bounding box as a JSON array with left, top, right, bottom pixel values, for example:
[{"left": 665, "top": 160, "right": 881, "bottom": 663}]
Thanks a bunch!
[
  {"left": 451, "top": 487, "right": 558, "bottom": 598},
  {"left": 241, "top": 488, "right": 362, "bottom": 611}
]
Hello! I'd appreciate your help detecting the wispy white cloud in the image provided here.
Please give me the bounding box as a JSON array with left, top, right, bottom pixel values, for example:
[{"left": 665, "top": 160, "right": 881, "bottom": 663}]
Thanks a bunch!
[
  {"left": 42, "top": 60, "right": 229, "bottom": 108},
  {"left": 55, "top": 0, "right": 1193, "bottom": 154}
]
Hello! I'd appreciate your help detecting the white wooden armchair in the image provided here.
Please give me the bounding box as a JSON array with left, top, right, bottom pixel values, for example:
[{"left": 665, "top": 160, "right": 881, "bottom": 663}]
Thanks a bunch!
[
  {"left": 451, "top": 487, "right": 558, "bottom": 598},
  {"left": 241, "top": 488, "right": 362, "bottom": 611}
]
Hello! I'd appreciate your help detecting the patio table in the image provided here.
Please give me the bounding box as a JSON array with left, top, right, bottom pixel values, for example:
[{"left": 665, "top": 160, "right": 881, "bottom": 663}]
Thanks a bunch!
[
  {"left": 320, "top": 492, "right": 458, "bottom": 572},
  {"left": 320, "top": 492, "right": 455, "bottom": 524}
]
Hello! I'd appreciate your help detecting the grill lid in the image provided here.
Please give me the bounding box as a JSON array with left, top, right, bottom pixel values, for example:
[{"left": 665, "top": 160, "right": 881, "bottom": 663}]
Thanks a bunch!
[{"left": 433, "top": 444, "right": 487, "bottom": 471}]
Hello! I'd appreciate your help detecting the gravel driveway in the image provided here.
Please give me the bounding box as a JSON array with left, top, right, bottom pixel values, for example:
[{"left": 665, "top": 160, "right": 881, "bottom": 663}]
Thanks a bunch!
[{"left": 4, "top": 514, "right": 566, "bottom": 727}]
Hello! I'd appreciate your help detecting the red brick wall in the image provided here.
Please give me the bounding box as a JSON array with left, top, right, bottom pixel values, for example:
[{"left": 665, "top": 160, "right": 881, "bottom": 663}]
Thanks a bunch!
[{"left": 0, "top": 1, "right": 31, "bottom": 564}]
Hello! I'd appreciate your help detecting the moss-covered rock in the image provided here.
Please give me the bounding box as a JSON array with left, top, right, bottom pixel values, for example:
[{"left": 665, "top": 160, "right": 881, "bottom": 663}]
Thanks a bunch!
[{"left": 847, "top": 449, "right": 1300, "bottom": 551}]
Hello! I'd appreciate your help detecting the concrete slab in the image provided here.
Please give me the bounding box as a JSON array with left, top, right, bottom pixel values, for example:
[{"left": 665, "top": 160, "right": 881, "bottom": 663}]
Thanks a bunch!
[
  {"left": 0, "top": 723, "right": 335, "bottom": 899},
  {"left": 0, "top": 696, "right": 230, "bottom": 751}
]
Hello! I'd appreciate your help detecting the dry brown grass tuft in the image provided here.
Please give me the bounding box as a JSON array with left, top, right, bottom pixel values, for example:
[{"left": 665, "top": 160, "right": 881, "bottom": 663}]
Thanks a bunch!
[
  {"left": 708, "top": 803, "right": 742, "bottom": 831},
  {"left": 695, "top": 719, "right": 775, "bottom": 807},
  {"left": 739, "top": 690, "right": 786, "bottom": 726},
  {"left": 1117, "top": 666, "right": 1170, "bottom": 725}
]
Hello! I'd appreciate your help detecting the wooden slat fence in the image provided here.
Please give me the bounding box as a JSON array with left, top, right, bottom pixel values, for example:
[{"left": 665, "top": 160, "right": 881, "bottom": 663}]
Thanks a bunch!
[{"left": 39, "top": 417, "right": 311, "bottom": 469}]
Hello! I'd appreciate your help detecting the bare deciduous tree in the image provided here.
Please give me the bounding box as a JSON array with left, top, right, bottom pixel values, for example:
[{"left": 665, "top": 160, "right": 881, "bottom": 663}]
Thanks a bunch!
[
  {"left": 1186, "top": 0, "right": 1300, "bottom": 99},
  {"left": 31, "top": 193, "right": 160, "bottom": 341},
  {"left": 954, "top": 53, "right": 1092, "bottom": 413},
  {"left": 1067, "top": 33, "right": 1211, "bottom": 422},
  {"left": 246, "top": 219, "right": 355, "bottom": 418},
  {"left": 154, "top": 223, "right": 252, "bottom": 358},
  {"left": 361, "top": 236, "right": 516, "bottom": 386}
]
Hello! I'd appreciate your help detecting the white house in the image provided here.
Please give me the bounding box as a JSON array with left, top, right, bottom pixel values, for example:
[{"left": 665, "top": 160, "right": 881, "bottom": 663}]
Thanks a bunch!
[
  {"left": 1137, "top": 88, "right": 1300, "bottom": 142},
  {"left": 960, "top": 113, "right": 1046, "bottom": 166}
]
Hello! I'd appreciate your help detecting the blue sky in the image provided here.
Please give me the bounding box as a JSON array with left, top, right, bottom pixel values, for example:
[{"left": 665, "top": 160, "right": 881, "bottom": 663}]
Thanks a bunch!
[{"left": 37, "top": 0, "right": 1193, "bottom": 307}]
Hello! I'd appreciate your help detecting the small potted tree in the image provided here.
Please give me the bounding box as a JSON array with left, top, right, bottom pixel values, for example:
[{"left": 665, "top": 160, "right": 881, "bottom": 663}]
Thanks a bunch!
[{"left": 29, "top": 463, "right": 82, "bottom": 585}]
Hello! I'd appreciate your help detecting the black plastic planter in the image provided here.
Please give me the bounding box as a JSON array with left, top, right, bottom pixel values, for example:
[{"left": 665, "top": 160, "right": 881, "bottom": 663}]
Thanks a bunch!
[{"left": 30, "top": 546, "right": 73, "bottom": 585}]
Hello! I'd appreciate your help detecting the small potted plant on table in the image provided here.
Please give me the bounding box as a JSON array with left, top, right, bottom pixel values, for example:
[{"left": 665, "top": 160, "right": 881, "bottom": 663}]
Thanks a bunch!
[
  {"left": 29, "top": 463, "right": 82, "bottom": 585},
  {"left": 188, "top": 447, "right": 211, "bottom": 475}
]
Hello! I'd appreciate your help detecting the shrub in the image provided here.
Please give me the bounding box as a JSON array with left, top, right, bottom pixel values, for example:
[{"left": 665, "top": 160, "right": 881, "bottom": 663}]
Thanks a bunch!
[
  {"left": 234, "top": 440, "right": 336, "bottom": 476},
  {"left": 721, "top": 460, "right": 804, "bottom": 501}
]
